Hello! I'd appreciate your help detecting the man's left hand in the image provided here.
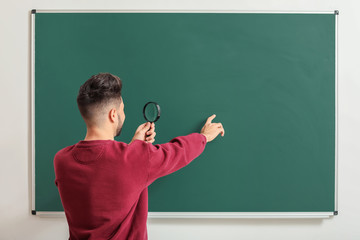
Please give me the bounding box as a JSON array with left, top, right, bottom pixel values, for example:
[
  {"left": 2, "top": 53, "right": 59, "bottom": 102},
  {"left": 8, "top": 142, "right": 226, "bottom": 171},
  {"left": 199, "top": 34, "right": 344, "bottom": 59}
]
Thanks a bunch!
[{"left": 130, "top": 122, "right": 156, "bottom": 144}]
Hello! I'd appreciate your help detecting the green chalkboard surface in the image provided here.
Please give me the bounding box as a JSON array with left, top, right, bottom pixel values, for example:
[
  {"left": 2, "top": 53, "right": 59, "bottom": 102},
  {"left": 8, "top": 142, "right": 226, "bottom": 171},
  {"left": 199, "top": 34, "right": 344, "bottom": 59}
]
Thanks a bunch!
[{"left": 32, "top": 11, "right": 336, "bottom": 215}]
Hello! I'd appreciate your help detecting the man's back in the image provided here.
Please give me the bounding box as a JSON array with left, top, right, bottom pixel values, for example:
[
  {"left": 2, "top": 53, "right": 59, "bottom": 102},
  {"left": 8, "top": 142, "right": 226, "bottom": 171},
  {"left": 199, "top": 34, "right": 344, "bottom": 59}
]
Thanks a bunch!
[{"left": 54, "top": 133, "right": 207, "bottom": 240}]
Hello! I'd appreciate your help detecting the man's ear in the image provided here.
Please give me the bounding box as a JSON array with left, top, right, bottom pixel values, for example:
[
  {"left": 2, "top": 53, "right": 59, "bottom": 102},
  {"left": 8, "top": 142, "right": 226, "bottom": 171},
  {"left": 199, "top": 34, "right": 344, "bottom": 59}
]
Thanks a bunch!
[{"left": 109, "top": 108, "right": 117, "bottom": 123}]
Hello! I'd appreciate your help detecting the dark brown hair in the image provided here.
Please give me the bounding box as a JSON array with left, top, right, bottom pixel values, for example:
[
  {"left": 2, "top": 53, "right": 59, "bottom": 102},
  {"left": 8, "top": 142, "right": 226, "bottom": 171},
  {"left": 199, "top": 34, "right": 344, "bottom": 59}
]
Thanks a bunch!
[{"left": 77, "top": 73, "right": 122, "bottom": 123}]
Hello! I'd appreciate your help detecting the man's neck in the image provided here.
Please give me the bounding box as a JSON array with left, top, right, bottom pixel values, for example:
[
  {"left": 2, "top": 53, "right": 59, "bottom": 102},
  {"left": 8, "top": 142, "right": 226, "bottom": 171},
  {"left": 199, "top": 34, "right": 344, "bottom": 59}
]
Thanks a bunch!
[{"left": 84, "top": 127, "right": 114, "bottom": 141}]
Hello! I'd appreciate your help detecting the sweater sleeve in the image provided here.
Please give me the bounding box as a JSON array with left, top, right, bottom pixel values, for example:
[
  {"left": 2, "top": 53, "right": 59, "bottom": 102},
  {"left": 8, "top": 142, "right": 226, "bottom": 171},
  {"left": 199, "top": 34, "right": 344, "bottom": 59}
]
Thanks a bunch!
[{"left": 145, "top": 132, "right": 207, "bottom": 187}]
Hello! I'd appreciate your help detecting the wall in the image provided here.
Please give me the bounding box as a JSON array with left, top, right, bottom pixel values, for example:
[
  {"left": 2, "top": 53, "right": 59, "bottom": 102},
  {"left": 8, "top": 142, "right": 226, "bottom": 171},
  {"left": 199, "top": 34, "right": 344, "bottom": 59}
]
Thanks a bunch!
[{"left": 0, "top": 0, "right": 359, "bottom": 239}]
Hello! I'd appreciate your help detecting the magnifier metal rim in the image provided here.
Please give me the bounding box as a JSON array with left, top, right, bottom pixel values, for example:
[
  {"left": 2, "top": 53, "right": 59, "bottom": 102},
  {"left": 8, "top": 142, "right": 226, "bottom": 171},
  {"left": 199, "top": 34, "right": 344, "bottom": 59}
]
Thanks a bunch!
[{"left": 143, "top": 101, "right": 161, "bottom": 123}]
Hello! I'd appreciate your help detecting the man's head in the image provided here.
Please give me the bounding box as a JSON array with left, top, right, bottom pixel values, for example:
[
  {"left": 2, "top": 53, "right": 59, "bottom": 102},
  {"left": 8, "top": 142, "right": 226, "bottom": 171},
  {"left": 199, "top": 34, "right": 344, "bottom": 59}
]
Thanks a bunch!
[{"left": 77, "top": 73, "right": 125, "bottom": 137}]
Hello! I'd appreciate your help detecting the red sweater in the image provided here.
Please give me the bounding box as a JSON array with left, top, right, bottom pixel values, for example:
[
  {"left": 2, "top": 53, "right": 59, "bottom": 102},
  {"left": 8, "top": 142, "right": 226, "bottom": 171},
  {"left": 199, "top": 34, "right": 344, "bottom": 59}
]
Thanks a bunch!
[{"left": 54, "top": 132, "right": 207, "bottom": 240}]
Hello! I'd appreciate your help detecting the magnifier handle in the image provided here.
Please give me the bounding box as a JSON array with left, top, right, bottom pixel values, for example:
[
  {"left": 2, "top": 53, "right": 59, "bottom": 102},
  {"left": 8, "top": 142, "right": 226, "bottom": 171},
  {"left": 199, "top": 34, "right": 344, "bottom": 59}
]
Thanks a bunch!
[{"left": 146, "top": 121, "right": 153, "bottom": 133}]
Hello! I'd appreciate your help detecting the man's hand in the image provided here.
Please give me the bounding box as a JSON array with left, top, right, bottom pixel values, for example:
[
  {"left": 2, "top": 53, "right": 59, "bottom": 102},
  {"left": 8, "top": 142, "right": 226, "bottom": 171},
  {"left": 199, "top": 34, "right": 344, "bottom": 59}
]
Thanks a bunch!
[
  {"left": 130, "top": 122, "right": 156, "bottom": 144},
  {"left": 200, "top": 114, "right": 225, "bottom": 142}
]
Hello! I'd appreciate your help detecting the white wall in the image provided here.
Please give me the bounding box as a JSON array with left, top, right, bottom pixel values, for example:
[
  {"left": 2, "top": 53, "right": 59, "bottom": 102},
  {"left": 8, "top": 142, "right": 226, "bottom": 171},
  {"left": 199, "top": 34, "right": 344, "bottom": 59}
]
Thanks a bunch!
[{"left": 1, "top": 0, "right": 359, "bottom": 239}]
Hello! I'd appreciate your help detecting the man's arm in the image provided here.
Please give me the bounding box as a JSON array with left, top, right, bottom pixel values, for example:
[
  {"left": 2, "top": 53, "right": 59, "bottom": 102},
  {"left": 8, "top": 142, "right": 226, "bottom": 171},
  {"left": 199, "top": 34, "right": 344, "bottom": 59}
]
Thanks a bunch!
[{"left": 145, "top": 132, "right": 207, "bottom": 187}]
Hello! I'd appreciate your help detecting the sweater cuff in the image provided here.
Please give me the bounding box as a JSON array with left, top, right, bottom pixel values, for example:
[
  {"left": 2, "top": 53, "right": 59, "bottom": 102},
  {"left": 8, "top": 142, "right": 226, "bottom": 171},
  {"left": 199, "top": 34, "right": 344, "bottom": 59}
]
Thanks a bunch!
[
  {"left": 199, "top": 133, "right": 207, "bottom": 144},
  {"left": 191, "top": 132, "right": 207, "bottom": 154}
]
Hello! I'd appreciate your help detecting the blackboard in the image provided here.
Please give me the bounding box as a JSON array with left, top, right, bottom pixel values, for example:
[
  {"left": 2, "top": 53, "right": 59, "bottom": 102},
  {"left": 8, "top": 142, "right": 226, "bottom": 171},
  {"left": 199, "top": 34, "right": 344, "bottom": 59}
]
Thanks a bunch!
[{"left": 31, "top": 10, "right": 338, "bottom": 217}]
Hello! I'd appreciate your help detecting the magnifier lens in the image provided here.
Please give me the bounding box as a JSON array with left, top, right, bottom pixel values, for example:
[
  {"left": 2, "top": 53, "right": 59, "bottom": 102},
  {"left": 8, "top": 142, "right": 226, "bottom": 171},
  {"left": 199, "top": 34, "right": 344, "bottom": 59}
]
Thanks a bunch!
[{"left": 144, "top": 102, "right": 159, "bottom": 122}]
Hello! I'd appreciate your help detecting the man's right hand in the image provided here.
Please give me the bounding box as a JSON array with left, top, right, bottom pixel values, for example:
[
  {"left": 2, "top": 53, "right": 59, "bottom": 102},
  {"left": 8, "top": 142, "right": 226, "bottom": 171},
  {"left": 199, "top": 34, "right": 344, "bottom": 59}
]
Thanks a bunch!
[{"left": 200, "top": 114, "right": 225, "bottom": 142}]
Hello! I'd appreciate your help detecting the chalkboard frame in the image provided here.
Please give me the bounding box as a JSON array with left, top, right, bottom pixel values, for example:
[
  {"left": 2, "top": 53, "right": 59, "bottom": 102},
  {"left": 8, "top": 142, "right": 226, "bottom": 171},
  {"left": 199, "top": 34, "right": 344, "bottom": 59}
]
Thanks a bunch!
[{"left": 30, "top": 9, "right": 339, "bottom": 218}]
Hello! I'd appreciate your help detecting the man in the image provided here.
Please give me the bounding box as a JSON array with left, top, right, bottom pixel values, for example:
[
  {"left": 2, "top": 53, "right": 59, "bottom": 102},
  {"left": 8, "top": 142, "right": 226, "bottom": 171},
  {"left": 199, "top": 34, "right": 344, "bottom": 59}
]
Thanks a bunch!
[{"left": 54, "top": 73, "right": 225, "bottom": 240}]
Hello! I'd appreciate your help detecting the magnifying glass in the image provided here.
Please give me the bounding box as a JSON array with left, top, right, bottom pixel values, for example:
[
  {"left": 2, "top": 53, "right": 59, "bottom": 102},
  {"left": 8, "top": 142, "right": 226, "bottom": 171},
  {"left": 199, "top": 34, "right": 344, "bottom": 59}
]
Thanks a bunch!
[{"left": 143, "top": 102, "right": 161, "bottom": 123}]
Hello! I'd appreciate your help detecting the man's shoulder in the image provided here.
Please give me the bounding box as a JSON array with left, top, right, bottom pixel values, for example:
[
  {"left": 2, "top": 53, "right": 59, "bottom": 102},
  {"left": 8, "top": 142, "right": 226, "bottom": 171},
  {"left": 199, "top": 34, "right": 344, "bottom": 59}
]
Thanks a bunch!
[
  {"left": 128, "top": 139, "right": 149, "bottom": 146},
  {"left": 54, "top": 139, "right": 150, "bottom": 159},
  {"left": 54, "top": 144, "right": 76, "bottom": 159},
  {"left": 124, "top": 140, "right": 150, "bottom": 156},
  {"left": 127, "top": 140, "right": 151, "bottom": 150}
]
